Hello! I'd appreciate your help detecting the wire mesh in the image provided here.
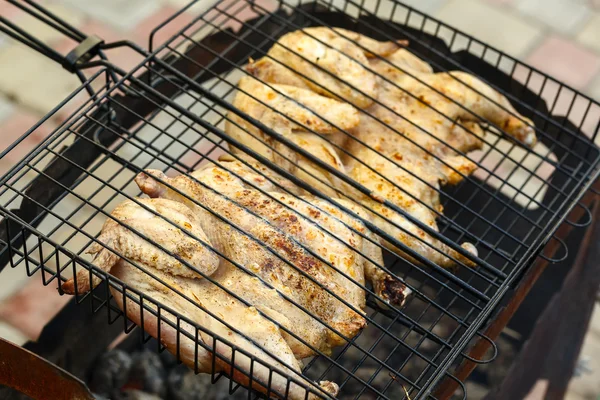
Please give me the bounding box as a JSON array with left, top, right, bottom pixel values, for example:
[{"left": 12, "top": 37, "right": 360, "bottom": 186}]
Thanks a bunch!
[{"left": 0, "top": 0, "right": 599, "bottom": 399}]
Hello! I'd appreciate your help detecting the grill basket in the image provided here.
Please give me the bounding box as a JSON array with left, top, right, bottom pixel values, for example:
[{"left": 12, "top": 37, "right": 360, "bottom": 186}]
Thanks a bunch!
[{"left": 0, "top": 1, "right": 599, "bottom": 399}]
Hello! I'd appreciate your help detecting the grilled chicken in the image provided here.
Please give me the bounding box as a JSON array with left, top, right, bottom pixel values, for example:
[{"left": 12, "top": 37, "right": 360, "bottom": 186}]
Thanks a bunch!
[
  {"left": 267, "top": 27, "right": 404, "bottom": 108},
  {"left": 62, "top": 160, "right": 410, "bottom": 399},
  {"left": 226, "top": 75, "right": 356, "bottom": 197},
  {"left": 230, "top": 27, "right": 536, "bottom": 267}
]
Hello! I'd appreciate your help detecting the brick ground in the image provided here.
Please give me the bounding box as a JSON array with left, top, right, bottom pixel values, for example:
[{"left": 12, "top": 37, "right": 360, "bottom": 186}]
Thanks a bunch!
[{"left": 0, "top": 0, "right": 599, "bottom": 399}]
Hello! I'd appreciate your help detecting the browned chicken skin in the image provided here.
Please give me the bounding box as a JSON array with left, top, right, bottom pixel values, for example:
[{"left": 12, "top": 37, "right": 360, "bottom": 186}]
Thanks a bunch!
[
  {"left": 62, "top": 160, "right": 410, "bottom": 399},
  {"left": 231, "top": 27, "right": 536, "bottom": 267}
]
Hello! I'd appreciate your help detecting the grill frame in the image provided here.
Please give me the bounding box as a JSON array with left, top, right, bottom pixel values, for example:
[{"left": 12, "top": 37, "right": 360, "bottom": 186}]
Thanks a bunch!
[{"left": 0, "top": 1, "right": 599, "bottom": 399}]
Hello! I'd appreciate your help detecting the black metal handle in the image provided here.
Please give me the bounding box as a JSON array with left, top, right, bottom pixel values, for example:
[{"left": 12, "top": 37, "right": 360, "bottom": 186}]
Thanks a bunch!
[
  {"left": 0, "top": 23, "right": 247, "bottom": 274},
  {"left": 0, "top": 0, "right": 117, "bottom": 92}
]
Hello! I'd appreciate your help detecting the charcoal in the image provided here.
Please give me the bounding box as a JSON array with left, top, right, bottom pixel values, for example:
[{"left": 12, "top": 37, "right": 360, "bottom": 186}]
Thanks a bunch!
[
  {"left": 114, "top": 389, "right": 163, "bottom": 400},
  {"left": 168, "top": 364, "right": 239, "bottom": 400},
  {"left": 127, "top": 350, "right": 167, "bottom": 398},
  {"left": 159, "top": 349, "right": 178, "bottom": 369},
  {"left": 89, "top": 349, "right": 133, "bottom": 395}
]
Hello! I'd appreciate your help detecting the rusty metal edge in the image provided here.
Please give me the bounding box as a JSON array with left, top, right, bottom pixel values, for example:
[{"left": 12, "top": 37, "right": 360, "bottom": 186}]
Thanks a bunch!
[{"left": 0, "top": 337, "right": 96, "bottom": 400}]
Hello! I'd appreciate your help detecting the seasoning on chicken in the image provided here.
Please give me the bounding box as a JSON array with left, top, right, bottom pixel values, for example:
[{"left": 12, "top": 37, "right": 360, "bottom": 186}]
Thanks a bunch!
[
  {"left": 62, "top": 160, "right": 411, "bottom": 400},
  {"left": 231, "top": 27, "right": 536, "bottom": 267}
]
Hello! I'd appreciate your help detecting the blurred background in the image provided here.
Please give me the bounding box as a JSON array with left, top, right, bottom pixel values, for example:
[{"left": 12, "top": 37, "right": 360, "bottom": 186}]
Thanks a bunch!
[{"left": 0, "top": 0, "right": 598, "bottom": 399}]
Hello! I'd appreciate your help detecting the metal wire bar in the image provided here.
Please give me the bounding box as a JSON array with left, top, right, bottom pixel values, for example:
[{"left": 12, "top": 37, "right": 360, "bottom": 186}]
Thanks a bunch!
[
  {"left": 111, "top": 61, "right": 596, "bottom": 396},
  {"left": 166, "top": 52, "right": 524, "bottom": 275},
  {"left": 0, "top": 181, "right": 342, "bottom": 399},
  {"left": 163, "top": 36, "right": 523, "bottom": 271},
  {"left": 3, "top": 213, "right": 317, "bottom": 400},
  {"left": 171, "top": 4, "right": 585, "bottom": 267},
  {"left": 93, "top": 82, "right": 487, "bottom": 321},
  {"left": 197, "top": 0, "right": 600, "bottom": 268},
  {"left": 94, "top": 93, "right": 490, "bottom": 327},
  {"left": 0, "top": 102, "right": 117, "bottom": 262},
  {"left": 235, "top": 1, "right": 592, "bottom": 196},
  {"left": 133, "top": 65, "right": 496, "bottom": 288},
  {"left": 12, "top": 96, "right": 464, "bottom": 390},
  {"left": 0, "top": 76, "right": 492, "bottom": 400},
  {"left": 5, "top": 160, "right": 421, "bottom": 399},
  {"left": 49, "top": 58, "right": 492, "bottom": 354},
  {"left": 119, "top": 60, "right": 494, "bottom": 301},
  {"left": 371, "top": 1, "right": 599, "bottom": 155},
  {"left": 0, "top": 15, "right": 65, "bottom": 64},
  {"left": 334, "top": 0, "right": 599, "bottom": 145},
  {"left": 7, "top": 0, "right": 84, "bottom": 41},
  {"left": 0, "top": 1, "right": 599, "bottom": 399},
  {"left": 68, "top": 50, "right": 492, "bottom": 310},
  {"left": 409, "top": 153, "right": 590, "bottom": 391},
  {"left": 134, "top": 63, "right": 502, "bottom": 288}
]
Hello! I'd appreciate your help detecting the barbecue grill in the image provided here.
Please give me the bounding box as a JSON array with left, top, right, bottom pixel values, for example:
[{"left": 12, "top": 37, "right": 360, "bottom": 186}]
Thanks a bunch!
[{"left": 0, "top": 0, "right": 599, "bottom": 399}]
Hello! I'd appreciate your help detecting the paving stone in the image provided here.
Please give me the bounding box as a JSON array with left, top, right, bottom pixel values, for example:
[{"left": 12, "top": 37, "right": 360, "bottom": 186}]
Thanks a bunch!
[
  {"left": 0, "top": 110, "right": 55, "bottom": 176},
  {"left": 133, "top": 5, "right": 196, "bottom": 49},
  {"left": 589, "top": 74, "right": 600, "bottom": 102},
  {"left": 577, "top": 13, "right": 600, "bottom": 53},
  {"left": 0, "top": 1, "right": 19, "bottom": 19},
  {"left": 389, "top": 0, "right": 448, "bottom": 15},
  {"left": 511, "top": 64, "right": 600, "bottom": 142},
  {"left": 159, "top": 0, "right": 216, "bottom": 15},
  {"left": 435, "top": 0, "right": 543, "bottom": 57},
  {"left": 0, "top": 320, "right": 28, "bottom": 345},
  {"left": 0, "top": 276, "right": 69, "bottom": 340},
  {"left": 524, "top": 379, "right": 550, "bottom": 399},
  {"left": 565, "top": 303, "right": 600, "bottom": 400},
  {"left": 0, "top": 95, "right": 14, "bottom": 124},
  {"left": 484, "top": 0, "right": 515, "bottom": 5},
  {"left": 0, "top": 35, "right": 7, "bottom": 51},
  {"left": 0, "top": 266, "right": 34, "bottom": 305},
  {"left": 526, "top": 35, "right": 600, "bottom": 90},
  {"left": 0, "top": 44, "right": 81, "bottom": 116},
  {"left": 60, "top": 0, "right": 163, "bottom": 32},
  {"left": 515, "top": 0, "right": 591, "bottom": 35},
  {"left": 9, "top": 3, "right": 85, "bottom": 45}
]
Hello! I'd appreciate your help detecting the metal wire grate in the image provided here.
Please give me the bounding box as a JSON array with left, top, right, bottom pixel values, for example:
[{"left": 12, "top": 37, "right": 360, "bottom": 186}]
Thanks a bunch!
[{"left": 0, "top": 0, "right": 599, "bottom": 399}]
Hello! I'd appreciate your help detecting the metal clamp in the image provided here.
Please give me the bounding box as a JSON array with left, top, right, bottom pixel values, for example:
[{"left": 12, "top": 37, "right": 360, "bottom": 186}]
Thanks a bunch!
[{"left": 62, "top": 35, "right": 104, "bottom": 72}]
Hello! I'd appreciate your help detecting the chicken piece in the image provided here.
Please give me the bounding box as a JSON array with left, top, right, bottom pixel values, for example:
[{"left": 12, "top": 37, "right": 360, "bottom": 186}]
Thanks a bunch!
[
  {"left": 226, "top": 76, "right": 359, "bottom": 197},
  {"left": 247, "top": 57, "right": 310, "bottom": 90},
  {"left": 136, "top": 162, "right": 410, "bottom": 340},
  {"left": 369, "top": 50, "right": 535, "bottom": 165},
  {"left": 342, "top": 46, "right": 534, "bottom": 262},
  {"left": 343, "top": 114, "right": 479, "bottom": 267},
  {"left": 266, "top": 27, "right": 403, "bottom": 108},
  {"left": 62, "top": 198, "right": 220, "bottom": 294},
  {"left": 64, "top": 160, "right": 410, "bottom": 398},
  {"left": 335, "top": 198, "right": 412, "bottom": 306},
  {"left": 205, "top": 160, "right": 410, "bottom": 306},
  {"left": 233, "top": 28, "right": 536, "bottom": 268},
  {"left": 62, "top": 197, "right": 339, "bottom": 400}
]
